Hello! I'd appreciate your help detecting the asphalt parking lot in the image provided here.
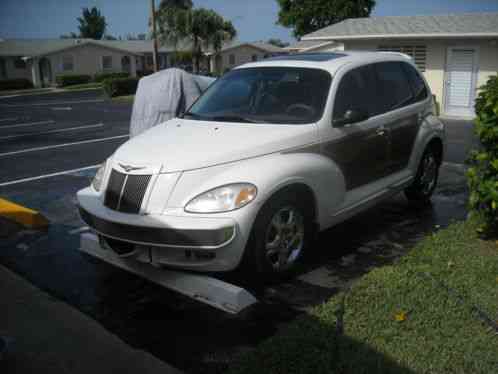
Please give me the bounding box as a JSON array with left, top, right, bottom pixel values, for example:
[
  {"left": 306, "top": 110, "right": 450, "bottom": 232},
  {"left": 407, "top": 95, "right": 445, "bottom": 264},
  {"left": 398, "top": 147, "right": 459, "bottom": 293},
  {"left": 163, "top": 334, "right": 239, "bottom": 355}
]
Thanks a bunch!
[{"left": 0, "top": 89, "right": 475, "bottom": 373}]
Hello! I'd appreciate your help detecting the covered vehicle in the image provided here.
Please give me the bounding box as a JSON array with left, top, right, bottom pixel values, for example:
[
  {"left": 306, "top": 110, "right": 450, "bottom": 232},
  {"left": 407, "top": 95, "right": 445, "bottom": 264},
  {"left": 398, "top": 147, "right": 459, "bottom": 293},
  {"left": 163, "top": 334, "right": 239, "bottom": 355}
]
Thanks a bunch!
[{"left": 129, "top": 68, "right": 215, "bottom": 138}]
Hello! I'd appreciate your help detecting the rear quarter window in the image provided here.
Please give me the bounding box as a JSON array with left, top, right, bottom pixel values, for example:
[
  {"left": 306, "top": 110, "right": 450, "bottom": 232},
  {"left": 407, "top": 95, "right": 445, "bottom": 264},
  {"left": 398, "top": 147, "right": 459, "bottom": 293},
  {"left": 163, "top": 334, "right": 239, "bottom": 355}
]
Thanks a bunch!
[
  {"left": 401, "top": 62, "right": 428, "bottom": 102},
  {"left": 374, "top": 61, "right": 413, "bottom": 112}
]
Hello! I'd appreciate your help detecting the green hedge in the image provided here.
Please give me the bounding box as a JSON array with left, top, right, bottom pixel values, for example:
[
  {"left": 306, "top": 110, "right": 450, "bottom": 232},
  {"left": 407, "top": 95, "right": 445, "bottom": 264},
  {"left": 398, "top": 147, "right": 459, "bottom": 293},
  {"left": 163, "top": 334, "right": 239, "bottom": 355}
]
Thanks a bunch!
[
  {"left": 55, "top": 74, "right": 92, "bottom": 87},
  {"left": 467, "top": 73, "right": 498, "bottom": 235},
  {"left": 102, "top": 77, "right": 139, "bottom": 97},
  {"left": 0, "top": 78, "right": 33, "bottom": 91},
  {"left": 94, "top": 72, "right": 129, "bottom": 83}
]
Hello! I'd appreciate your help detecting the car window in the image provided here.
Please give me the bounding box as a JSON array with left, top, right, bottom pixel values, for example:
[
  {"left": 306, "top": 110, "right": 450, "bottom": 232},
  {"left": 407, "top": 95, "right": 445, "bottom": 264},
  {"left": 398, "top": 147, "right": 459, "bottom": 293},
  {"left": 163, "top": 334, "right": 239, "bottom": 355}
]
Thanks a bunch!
[
  {"left": 186, "top": 67, "right": 332, "bottom": 124},
  {"left": 401, "top": 62, "right": 428, "bottom": 103},
  {"left": 333, "top": 65, "right": 378, "bottom": 120},
  {"left": 374, "top": 62, "right": 414, "bottom": 112}
]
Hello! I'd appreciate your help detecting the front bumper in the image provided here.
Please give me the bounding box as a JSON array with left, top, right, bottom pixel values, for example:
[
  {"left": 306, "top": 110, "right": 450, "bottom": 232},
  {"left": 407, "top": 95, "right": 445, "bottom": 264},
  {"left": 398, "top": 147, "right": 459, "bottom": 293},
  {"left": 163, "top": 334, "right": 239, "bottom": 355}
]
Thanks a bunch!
[
  {"left": 77, "top": 187, "right": 252, "bottom": 271},
  {"left": 78, "top": 206, "right": 235, "bottom": 249}
]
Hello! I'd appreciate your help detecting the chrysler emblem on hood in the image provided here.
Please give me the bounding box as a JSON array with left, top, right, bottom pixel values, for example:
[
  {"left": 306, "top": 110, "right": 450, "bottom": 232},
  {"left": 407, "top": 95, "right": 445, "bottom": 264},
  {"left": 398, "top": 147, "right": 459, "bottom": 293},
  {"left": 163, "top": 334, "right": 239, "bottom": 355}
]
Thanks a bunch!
[{"left": 118, "top": 163, "right": 146, "bottom": 172}]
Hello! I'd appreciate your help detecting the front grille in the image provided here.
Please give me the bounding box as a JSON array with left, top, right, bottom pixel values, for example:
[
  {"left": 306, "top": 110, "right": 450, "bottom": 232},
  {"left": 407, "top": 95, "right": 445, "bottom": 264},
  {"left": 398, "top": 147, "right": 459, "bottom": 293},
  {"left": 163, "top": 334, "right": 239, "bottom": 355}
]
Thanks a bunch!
[{"left": 104, "top": 169, "right": 151, "bottom": 213}]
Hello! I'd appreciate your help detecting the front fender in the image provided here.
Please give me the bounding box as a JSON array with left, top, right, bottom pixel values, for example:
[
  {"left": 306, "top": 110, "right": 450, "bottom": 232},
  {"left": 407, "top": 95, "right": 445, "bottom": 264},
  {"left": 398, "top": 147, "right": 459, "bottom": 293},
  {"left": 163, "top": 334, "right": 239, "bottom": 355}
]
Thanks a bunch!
[{"left": 167, "top": 152, "right": 346, "bottom": 225}]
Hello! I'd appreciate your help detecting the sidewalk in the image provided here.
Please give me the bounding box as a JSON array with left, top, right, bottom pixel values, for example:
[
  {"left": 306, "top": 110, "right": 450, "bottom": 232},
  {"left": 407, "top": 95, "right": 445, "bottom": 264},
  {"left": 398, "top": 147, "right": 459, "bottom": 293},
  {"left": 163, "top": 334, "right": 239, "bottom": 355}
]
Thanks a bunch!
[{"left": 0, "top": 265, "right": 181, "bottom": 374}]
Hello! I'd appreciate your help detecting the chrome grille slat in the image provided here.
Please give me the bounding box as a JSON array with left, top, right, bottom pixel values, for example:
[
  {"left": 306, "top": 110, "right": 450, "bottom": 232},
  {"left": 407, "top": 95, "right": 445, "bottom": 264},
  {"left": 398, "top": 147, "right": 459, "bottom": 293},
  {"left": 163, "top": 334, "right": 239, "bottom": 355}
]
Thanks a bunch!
[
  {"left": 104, "top": 169, "right": 151, "bottom": 214},
  {"left": 119, "top": 174, "right": 152, "bottom": 213},
  {"left": 104, "top": 170, "right": 126, "bottom": 210}
]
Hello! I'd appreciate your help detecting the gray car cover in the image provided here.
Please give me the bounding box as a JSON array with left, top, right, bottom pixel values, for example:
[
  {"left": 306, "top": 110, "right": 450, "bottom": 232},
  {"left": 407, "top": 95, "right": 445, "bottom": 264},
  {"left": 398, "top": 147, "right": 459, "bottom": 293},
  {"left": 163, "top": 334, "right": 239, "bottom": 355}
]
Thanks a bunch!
[{"left": 130, "top": 68, "right": 215, "bottom": 138}]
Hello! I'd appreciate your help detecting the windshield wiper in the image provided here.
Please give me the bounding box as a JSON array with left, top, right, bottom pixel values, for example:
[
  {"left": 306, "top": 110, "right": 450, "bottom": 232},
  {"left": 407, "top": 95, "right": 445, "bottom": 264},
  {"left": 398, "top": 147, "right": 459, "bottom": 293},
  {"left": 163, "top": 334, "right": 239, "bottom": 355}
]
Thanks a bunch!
[
  {"left": 210, "top": 115, "right": 260, "bottom": 123},
  {"left": 182, "top": 111, "right": 206, "bottom": 120}
]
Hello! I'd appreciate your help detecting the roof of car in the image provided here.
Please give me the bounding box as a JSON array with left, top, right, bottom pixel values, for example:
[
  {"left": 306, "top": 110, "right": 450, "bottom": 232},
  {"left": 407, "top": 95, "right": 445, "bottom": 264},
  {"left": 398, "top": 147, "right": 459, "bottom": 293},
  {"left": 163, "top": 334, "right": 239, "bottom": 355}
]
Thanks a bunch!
[{"left": 236, "top": 51, "right": 414, "bottom": 74}]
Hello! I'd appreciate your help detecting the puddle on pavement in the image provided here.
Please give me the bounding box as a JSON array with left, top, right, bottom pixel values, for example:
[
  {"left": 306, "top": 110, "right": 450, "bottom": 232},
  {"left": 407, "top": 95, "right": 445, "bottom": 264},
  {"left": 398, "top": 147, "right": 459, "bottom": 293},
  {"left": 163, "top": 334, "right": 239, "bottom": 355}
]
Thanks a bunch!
[{"left": 0, "top": 163, "right": 469, "bottom": 373}]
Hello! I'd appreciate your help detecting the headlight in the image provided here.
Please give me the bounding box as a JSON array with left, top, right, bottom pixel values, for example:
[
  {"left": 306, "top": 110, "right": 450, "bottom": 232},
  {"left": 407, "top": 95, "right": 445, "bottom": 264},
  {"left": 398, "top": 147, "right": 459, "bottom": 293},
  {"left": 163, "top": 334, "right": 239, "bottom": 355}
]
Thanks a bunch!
[
  {"left": 185, "top": 183, "right": 257, "bottom": 213},
  {"left": 92, "top": 160, "right": 107, "bottom": 192}
]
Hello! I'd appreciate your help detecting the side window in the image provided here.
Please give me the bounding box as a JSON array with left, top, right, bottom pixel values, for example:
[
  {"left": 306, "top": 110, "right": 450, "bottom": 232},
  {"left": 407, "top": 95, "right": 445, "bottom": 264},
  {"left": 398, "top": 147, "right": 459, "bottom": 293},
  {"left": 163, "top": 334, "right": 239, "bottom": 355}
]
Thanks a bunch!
[
  {"left": 401, "top": 62, "right": 428, "bottom": 102},
  {"left": 374, "top": 62, "right": 413, "bottom": 112},
  {"left": 102, "top": 56, "right": 113, "bottom": 70},
  {"left": 62, "top": 55, "right": 74, "bottom": 72},
  {"left": 333, "top": 66, "right": 377, "bottom": 120}
]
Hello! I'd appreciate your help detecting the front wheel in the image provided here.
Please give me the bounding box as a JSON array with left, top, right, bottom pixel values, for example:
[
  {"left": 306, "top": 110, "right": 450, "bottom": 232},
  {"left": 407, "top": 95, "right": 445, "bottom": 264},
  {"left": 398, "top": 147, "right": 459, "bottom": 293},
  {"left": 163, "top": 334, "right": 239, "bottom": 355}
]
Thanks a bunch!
[
  {"left": 404, "top": 146, "right": 440, "bottom": 203},
  {"left": 244, "top": 191, "right": 314, "bottom": 281}
]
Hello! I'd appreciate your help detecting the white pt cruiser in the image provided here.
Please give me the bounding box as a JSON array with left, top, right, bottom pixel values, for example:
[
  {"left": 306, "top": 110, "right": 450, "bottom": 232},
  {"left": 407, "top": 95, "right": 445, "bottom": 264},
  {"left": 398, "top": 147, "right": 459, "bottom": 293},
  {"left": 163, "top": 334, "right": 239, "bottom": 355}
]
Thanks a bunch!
[{"left": 77, "top": 52, "right": 445, "bottom": 280}]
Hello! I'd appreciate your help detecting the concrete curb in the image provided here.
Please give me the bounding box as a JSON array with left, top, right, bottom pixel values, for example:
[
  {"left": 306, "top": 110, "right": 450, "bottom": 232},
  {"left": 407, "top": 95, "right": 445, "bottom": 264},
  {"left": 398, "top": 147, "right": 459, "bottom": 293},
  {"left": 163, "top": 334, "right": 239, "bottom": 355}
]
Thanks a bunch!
[{"left": 0, "top": 198, "right": 49, "bottom": 229}]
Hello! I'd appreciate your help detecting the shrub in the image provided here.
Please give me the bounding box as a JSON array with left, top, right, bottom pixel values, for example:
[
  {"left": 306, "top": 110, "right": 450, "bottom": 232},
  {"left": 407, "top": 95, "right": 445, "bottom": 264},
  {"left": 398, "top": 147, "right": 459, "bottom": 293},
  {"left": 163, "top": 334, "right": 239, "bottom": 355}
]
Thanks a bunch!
[
  {"left": 55, "top": 74, "right": 92, "bottom": 87},
  {"left": 94, "top": 72, "right": 129, "bottom": 83},
  {"left": 0, "top": 78, "right": 33, "bottom": 91},
  {"left": 102, "top": 77, "right": 139, "bottom": 97},
  {"left": 467, "top": 73, "right": 498, "bottom": 235}
]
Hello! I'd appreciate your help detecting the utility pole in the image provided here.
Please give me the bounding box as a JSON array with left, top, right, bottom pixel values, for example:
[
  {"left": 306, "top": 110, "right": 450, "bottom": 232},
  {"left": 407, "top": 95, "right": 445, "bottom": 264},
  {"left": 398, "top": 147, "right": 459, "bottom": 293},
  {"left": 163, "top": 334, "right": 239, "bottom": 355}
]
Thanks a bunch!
[{"left": 150, "top": 0, "right": 159, "bottom": 72}]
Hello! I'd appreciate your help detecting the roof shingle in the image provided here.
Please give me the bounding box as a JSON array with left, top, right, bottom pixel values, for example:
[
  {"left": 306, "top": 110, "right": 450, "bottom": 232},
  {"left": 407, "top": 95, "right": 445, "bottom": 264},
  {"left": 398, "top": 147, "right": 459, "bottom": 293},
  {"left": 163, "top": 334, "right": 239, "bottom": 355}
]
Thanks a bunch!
[{"left": 302, "top": 12, "right": 498, "bottom": 40}]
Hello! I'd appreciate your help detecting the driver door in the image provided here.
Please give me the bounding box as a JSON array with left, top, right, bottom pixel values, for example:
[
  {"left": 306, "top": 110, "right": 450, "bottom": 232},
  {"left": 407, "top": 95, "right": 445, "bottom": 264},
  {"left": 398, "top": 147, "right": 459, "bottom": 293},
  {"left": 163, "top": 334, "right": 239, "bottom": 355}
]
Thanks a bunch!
[{"left": 321, "top": 65, "right": 390, "bottom": 191}]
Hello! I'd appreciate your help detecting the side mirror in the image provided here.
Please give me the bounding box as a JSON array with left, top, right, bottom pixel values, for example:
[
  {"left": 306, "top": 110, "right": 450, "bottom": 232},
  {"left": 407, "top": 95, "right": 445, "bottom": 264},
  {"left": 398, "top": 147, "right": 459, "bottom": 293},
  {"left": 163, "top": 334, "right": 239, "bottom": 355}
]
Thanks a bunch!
[{"left": 333, "top": 109, "right": 369, "bottom": 127}]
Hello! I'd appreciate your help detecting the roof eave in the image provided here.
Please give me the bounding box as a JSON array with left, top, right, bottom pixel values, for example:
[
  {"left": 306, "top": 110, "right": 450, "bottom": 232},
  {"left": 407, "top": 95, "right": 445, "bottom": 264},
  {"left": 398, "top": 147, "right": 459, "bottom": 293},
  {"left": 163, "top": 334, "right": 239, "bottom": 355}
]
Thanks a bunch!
[{"left": 303, "top": 32, "right": 498, "bottom": 41}]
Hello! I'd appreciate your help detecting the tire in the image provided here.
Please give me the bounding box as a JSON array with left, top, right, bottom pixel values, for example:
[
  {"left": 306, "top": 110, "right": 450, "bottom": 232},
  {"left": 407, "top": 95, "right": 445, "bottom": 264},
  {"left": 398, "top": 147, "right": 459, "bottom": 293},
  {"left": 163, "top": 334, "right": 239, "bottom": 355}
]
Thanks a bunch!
[
  {"left": 404, "top": 146, "right": 440, "bottom": 204},
  {"left": 244, "top": 190, "right": 314, "bottom": 282}
]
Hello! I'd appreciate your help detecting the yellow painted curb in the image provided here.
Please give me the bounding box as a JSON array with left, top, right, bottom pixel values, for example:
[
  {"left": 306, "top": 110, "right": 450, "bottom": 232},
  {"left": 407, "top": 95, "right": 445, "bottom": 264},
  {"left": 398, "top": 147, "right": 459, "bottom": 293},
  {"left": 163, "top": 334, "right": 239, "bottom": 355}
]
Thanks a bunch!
[{"left": 0, "top": 198, "right": 49, "bottom": 228}]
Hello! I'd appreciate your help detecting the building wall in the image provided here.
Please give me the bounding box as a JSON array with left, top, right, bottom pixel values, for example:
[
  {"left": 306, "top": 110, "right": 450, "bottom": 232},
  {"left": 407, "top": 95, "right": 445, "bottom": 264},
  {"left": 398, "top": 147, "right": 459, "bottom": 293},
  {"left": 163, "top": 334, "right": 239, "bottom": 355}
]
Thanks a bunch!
[
  {"left": 306, "top": 42, "right": 345, "bottom": 53},
  {"left": 0, "top": 56, "right": 32, "bottom": 80},
  {"left": 214, "top": 45, "right": 279, "bottom": 74},
  {"left": 44, "top": 43, "right": 136, "bottom": 82},
  {"left": 341, "top": 39, "right": 498, "bottom": 116}
]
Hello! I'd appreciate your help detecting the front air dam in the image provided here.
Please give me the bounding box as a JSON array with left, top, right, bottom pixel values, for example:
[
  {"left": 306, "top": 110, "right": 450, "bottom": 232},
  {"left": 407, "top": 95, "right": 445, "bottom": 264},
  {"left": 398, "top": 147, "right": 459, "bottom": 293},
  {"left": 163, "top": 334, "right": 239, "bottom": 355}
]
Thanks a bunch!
[{"left": 79, "top": 232, "right": 258, "bottom": 314}]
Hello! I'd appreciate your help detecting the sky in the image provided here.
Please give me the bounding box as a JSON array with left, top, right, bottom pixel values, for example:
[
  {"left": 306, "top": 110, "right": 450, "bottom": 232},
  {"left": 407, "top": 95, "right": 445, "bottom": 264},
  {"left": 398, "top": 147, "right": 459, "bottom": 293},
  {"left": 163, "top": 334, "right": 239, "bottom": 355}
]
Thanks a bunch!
[{"left": 1, "top": 0, "right": 498, "bottom": 43}]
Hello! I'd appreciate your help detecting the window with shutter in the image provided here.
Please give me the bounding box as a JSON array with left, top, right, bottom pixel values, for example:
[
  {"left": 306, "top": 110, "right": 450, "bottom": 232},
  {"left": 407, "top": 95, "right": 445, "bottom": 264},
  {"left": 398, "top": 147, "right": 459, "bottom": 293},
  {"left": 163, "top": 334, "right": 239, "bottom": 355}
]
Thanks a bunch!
[{"left": 377, "top": 45, "right": 427, "bottom": 72}]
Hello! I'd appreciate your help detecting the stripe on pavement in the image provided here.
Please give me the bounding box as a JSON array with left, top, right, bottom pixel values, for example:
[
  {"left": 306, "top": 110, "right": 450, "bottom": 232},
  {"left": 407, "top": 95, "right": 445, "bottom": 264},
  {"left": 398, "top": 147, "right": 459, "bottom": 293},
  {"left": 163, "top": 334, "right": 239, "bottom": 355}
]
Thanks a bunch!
[
  {"left": 0, "top": 123, "right": 104, "bottom": 140},
  {"left": 0, "top": 165, "right": 100, "bottom": 187},
  {"left": 0, "top": 134, "right": 129, "bottom": 157},
  {"left": 0, "top": 120, "right": 55, "bottom": 129}
]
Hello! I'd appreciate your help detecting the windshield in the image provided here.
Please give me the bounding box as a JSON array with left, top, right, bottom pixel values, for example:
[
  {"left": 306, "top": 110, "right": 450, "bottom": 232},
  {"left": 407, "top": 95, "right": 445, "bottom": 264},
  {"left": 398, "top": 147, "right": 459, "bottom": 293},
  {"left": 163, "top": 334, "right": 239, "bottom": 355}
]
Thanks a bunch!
[{"left": 184, "top": 67, "right": 332, "bottom": 124}]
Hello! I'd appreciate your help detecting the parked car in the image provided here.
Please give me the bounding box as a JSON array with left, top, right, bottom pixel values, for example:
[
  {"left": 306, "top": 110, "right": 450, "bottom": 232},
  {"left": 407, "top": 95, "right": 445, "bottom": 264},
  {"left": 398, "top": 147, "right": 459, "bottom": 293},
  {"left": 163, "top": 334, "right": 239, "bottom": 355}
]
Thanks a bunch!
[{"left": 77, "top": 52, "right": 445, "bottom": 280}]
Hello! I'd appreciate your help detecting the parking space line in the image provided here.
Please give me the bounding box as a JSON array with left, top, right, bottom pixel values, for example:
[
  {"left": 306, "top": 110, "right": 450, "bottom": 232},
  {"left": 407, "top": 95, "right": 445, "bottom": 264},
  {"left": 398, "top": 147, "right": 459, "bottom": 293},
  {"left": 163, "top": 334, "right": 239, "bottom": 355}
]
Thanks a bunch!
[
  {"left": 0, "top": 165, "right": 100, "bottom": 187},
  {"left": 0, "top": 99, "right": 105, "bottom": 107},
  {"left": 0, "top": 120, "right": 55, "bottom": 129},
  {"left": 0, "top": 117, "right": 18, "bottom": 122},
  {"left": 0, "top": 134, "right": 129, "bottom": 157},
  {"left": 0, "top": 123, "right": 104, "bottom": 140}
]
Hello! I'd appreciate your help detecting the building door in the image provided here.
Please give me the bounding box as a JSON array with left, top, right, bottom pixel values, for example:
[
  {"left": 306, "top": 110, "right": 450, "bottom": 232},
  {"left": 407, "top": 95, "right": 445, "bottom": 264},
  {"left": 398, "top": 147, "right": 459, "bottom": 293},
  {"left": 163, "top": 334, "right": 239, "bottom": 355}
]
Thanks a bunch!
[
  {"left": 121, "top": 56, "right": 131, "bottom": 74},
  {"left": 444, "top": 47, "right": 478, "bottom": 117},
  {"left": 39, "top": 57, "right": 52, "bottom": 87}
]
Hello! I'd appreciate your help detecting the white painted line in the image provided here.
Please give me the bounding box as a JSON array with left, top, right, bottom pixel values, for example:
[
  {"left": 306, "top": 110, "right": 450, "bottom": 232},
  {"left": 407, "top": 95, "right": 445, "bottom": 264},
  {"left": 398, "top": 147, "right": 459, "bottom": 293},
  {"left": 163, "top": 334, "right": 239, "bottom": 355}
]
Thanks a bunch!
[
  {"left": 0, "top": 165, "right": 100, "bottom": 187},
  {"left": 0, "top": 123, "right": 103, "bottom": 140},
  {"left": 52, "top": 107, "right": 72, "bottom": 111},
  {"left": 69, "top": 226, "right": 89, "bottom": 235},
  {"left": 0, "top": 134, "right": 128, "bottom": 157},
  {"left": 0, "top": 99, "right": 105, "bottom": 107},
  {"left": 0, "top": 117, "right": 18, "bottom": 122},
  {"left": 0, "top": 120, "right": 55, "bottom": 129}
]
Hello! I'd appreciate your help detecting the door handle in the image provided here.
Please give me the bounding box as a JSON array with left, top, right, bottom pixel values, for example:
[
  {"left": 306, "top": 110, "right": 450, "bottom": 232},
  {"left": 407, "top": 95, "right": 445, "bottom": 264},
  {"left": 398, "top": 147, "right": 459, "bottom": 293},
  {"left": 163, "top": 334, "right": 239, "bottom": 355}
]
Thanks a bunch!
[{"left": 376, "top": 127, "right": 386, "bottom": 136}]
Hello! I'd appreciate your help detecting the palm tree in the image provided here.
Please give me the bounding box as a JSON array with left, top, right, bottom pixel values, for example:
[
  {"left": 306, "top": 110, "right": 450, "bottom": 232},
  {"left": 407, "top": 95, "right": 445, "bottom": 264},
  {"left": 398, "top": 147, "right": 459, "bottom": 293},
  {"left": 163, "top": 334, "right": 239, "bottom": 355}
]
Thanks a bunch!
[
  {"left": 157, "top": 6, "right": 236, "bottom": 73},
  {"left": 78, "top": 7, "right": 107, "bottom": 40}
]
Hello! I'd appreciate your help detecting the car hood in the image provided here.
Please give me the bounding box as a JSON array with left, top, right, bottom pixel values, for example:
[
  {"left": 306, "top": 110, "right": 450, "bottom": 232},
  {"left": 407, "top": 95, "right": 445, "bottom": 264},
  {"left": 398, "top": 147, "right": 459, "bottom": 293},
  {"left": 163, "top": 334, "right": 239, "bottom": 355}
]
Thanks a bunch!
[{"left": 113, "top": 119, "right": 318, "bottom": 173}]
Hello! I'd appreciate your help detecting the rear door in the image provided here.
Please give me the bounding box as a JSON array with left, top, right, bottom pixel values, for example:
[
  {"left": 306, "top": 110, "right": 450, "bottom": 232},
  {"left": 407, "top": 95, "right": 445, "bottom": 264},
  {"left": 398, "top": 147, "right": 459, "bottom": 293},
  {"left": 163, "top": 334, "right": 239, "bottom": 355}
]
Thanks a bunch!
[
  {"left": 373, "top": 61, "right": 425, "bottom": 174},
  {"left": 323, "top": 65, "right": 390, "bottom": 190}
]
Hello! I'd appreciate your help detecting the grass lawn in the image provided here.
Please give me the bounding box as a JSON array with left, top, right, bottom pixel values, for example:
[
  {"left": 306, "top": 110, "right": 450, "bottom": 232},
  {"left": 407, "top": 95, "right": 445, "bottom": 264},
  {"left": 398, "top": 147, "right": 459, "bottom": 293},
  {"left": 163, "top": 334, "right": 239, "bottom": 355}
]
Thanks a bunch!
[
  {"left": 230, "top": 218, "right": 498, "bottom": 374},
  {"left": 111, "top": 94, "right": 135, "bottom": 103},
  {"left": 63, "top": 82, "right": 103, "bottom": 91}
]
